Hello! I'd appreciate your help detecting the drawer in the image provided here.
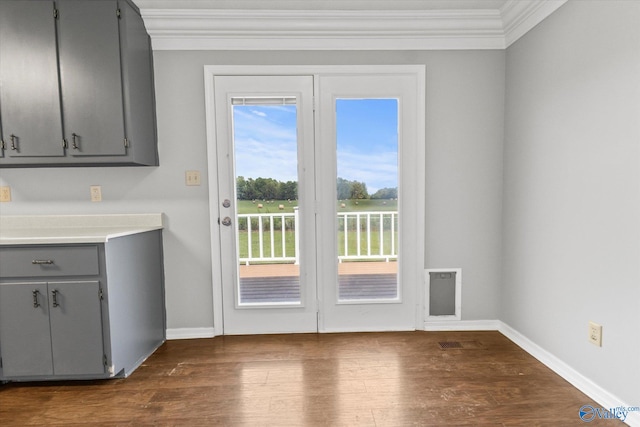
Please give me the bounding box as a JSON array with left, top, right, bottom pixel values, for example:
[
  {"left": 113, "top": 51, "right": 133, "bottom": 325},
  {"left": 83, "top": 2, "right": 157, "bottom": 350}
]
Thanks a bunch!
[{"left": 0, "top": 246, "right": 100, "bottom": 278}]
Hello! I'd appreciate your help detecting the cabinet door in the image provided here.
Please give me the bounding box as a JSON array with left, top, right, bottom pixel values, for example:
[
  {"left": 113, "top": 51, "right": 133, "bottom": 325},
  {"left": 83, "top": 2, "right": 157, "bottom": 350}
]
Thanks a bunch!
[
  {"left": 118, "top": 1, "right": 159, "bottom": 166},
  {"left": 0, "top": 102, "right": 5, "bottom": 158},
  {"left": 48, "top": 281, "right": 105, "bottom": 375},
  {"left": 0, "top": 282, "right": 54, "bottom": 377},
  {"left": 57, "top": 0, "right": 127, "bottom": 157},
  {"left": 0, "top": 0, "right": 65, "bottom": 158}
]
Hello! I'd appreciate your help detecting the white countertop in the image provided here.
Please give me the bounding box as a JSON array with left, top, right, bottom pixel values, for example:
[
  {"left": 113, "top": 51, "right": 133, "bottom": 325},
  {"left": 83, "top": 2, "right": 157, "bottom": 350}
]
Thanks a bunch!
[{"left": 0, "top": 214, "right": 164, "bottom": 245}]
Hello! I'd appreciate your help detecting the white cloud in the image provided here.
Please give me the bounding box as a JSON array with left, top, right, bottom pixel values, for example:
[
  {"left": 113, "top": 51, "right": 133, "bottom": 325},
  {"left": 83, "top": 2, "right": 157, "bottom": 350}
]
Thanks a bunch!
[
  {"left": 233, "top": 107, "right": 298, "bottom": 182},
  {"left": 337, "top": 148, "right": 398, "bottom": 193},
  {"left": 232, "top": 104, "right": 398, "bottom": 193}
]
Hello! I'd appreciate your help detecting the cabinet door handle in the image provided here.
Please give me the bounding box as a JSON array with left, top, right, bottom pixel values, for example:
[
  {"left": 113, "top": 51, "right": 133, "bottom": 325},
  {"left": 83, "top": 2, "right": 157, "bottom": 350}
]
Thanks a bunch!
[
  {"left": 32, "top": 259, "right": 54, "bottom": 265},
  {"left": 71, "top": 133, "right": 79, "bottom": 150},
  {"left": 33, "top": 290, "right": 41, "bottom": 308},
  {"left": 9, "top": 134, "right": 17, "bottom": 150},
  {"left": 51, "top": 290, "right": 59, "bottom": 307}
]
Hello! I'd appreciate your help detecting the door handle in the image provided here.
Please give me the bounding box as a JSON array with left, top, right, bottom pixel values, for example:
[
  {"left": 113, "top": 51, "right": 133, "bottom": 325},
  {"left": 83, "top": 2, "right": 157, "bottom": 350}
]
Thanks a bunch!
[
  {"left": 51, "top": 289, "right": 60, "bottom": 307},
  {"left": 33, "top": 290, "right": 41, "bottom": 308},
  {"left": 9, "top": 134, "right": 17, "bottom": 150},
  {"left": 71, "top": 133, "right": 79, "bottom": 150},
  {"left": 221, "top": 217, "right": 232, "bottom": 226}
]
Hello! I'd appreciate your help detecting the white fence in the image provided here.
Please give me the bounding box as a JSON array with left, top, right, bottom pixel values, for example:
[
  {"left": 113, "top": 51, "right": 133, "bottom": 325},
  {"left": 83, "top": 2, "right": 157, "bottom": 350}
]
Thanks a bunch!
[{"left": 237, "top": 210, "right": 398, "bottom": 265}]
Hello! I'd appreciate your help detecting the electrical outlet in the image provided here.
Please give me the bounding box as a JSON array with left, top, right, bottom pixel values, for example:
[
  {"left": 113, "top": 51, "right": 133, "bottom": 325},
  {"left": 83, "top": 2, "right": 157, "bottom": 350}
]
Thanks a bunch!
[
  {"left": 185, "top": 170, "right": 201, "bottom": 186},
  {"left": 588, "top": 321, "right": 602, "bottom": 347},
  {"left": 90, "top": 185, "right": 102, "bottom": 202},
  {"left": 0, "top": 186, "right": 11, "bottom": 202}
]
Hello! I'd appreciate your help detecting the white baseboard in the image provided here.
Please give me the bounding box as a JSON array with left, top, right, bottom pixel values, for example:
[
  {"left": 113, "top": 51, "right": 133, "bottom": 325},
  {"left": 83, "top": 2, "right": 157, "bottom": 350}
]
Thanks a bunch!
[
  {"left": 424, "top": 319, "right": 500, "bottom": 331},
  {"left": 499, "top": 322, "right": 639, "bottom": 427},
  {"left": 166, "top": 327, "right": 217, "bottom": 340}
]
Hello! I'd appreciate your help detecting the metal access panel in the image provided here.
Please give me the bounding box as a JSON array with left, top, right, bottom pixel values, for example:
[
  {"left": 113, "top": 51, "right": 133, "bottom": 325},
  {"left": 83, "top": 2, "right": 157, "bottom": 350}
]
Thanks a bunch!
[{"left": 429, "top": 272, "right": 456, "bottom": 316}]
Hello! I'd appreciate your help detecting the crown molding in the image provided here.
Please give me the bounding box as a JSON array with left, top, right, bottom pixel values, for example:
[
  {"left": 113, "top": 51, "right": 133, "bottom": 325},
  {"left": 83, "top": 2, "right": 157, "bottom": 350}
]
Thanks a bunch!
[
  {"left": 501, "top": 0, "right": 567, "bottom": 47},
  {"left": 138, "top": 0, "right": 567, "bottom": 51}
]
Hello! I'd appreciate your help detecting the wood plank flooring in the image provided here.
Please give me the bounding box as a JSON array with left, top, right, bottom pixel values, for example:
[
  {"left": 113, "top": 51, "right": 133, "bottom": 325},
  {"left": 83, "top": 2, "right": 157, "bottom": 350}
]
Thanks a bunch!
[{"left": 0, "top": 331, "right": 618, "bottom": 426}]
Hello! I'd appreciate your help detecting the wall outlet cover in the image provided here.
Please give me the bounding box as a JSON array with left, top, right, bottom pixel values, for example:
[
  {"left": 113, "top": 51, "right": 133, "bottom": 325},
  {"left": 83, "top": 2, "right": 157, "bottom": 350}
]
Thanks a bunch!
[
  {"left": 90, "top": 185, "right": 102, "bottom": 202},
  {"left": 588, "top": 321, "right": 602, "bottom": 347}
]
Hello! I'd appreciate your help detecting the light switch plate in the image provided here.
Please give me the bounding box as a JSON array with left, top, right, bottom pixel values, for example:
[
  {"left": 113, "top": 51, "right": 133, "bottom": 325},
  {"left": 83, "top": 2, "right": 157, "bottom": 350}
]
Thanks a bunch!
[
  {"left": 0, "top": 186, "right": 11, "bottom": 202},
  {"left": 186, "top": 170, "right": 201, "bottom": 186}
]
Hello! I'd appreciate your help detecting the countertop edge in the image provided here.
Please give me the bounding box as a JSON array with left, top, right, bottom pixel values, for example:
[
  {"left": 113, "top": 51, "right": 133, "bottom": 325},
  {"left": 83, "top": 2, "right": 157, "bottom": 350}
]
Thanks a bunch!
[{"left": 0, "top": 214, "right": 164, "bottom": 245}]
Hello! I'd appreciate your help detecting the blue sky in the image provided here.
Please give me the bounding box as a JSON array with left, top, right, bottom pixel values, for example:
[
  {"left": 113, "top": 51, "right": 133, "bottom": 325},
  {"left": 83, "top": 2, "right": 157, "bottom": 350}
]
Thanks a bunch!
[{"left": 233, "top": 99, "right": 398, "bottom": 193}]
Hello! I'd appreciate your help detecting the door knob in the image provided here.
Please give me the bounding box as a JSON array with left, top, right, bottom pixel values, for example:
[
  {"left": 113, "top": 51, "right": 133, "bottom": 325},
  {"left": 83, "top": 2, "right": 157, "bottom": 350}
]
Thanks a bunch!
[{"left": 221, "top": 217, "right": 232, "bottom": 226}]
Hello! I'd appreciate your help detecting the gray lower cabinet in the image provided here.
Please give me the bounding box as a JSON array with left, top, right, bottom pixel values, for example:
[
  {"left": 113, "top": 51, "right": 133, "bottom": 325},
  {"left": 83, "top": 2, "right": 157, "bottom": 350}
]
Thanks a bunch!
[
  {"left": 0, "top": 0, "right": 158, "bottom": 167},
  {"left": 0, "top": 231, "right": 165, "bottom": 381},
  {"left": 1, "top": 102, "right": 5, "bottom": 158},
  {"left": 0, "top": 281, "right": 104, "bottom": 377}
]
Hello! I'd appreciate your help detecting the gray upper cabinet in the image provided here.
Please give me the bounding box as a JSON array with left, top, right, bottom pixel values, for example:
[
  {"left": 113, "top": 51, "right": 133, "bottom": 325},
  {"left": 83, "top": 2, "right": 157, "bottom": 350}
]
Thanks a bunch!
[
  {"left": 0, "top": 0, "right": 65, "bottom": 159},
  {"left": 0, "top": 0, "right": 158, "bottom": 167},
  {"left": 58, "top": 0, "right": 127, "bottom": 158}
]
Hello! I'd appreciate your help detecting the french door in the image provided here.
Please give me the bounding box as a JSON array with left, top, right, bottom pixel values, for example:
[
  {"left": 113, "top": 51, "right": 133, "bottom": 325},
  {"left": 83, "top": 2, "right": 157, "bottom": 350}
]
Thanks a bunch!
[
  {"left": 206, "top": 67, "right": 425, "bottom": 335},
  {"left": 212, "top": 75, "right": 317, "bottom": 334}
]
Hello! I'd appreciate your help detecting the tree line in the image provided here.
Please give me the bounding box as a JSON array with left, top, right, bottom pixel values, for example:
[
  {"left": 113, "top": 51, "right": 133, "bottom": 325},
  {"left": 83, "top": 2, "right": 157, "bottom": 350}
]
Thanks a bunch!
[
  {"left": 236, "top": 176, "right": 297, "bottom": 201},
  {"left": 237, "top": 176, "right": 397, "bottom": 200}
]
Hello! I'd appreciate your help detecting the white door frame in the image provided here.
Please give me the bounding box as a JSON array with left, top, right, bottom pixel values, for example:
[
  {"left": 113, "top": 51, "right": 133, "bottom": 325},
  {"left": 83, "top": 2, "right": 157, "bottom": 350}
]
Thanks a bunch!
[{"left": 204, "top": 65, "right": 426, "bottom": 336}]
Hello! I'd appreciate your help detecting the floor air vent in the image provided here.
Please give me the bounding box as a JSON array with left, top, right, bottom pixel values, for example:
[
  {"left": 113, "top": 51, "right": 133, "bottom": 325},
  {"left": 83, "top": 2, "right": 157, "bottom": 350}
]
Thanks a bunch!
[
  {"left": 438, "top": 341, "right": 463, "bottom": 349},
  {"left": 438, "top": 341, "right": 485, "bottom": 350}
]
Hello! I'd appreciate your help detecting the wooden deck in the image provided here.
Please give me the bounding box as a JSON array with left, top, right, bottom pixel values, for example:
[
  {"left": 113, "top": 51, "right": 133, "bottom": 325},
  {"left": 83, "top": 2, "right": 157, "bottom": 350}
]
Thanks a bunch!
[
  {"left": 239, "top": 261, "right": 397, "bottom": 278},
  {"left": 239, "top": 261, "right": 398, "bottom": 303}
]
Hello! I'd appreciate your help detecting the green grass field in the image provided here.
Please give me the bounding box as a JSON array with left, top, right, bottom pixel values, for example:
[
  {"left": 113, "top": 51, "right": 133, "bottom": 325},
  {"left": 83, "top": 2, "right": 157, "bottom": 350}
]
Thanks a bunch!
[{"left": 237, "top": 199, "right": 397, "bottom": 215}]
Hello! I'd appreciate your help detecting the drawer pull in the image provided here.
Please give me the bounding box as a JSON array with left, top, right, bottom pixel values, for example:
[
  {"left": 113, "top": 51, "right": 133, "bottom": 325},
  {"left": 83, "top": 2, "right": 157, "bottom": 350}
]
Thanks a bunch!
[
  {"left": 32, "top": 259, "right": 54, "bottom": 265},
  {"left": 32, "top": 290, "right": 41, "bottom": 308},
  {"left": 9, "top": 134, "right": 18, "bottom": 150},
  {"left": 51, "top": 290, "right": 59, "bottom": 308}
]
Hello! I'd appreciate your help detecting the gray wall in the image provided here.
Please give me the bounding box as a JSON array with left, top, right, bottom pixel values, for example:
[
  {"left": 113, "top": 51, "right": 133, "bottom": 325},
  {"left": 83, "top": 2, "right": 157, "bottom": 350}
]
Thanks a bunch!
[
  {"left": 2, "top": 0, "right": 636, "bottom": 408},
  {"left": 0, "top": 49, "right": 505, "bottom": 329},
  {"left": 502, "top": 1, "right": 640, "bottom": 404}
]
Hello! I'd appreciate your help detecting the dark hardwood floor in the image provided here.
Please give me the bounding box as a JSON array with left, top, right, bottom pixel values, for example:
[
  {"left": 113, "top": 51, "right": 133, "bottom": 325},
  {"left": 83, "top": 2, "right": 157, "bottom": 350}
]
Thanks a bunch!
[{"left": 0, "top": 331, "right": 618, "bottom": 426}]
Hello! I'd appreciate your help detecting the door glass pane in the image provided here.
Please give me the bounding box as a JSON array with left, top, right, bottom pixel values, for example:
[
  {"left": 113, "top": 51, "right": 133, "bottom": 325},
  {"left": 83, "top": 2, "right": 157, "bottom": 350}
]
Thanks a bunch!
[
  {"left": 232, "top": 100, "right": 301, "bottom": 305},
  {"left": 336, "top": 99, "right": 399, "bottom": 301}
]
